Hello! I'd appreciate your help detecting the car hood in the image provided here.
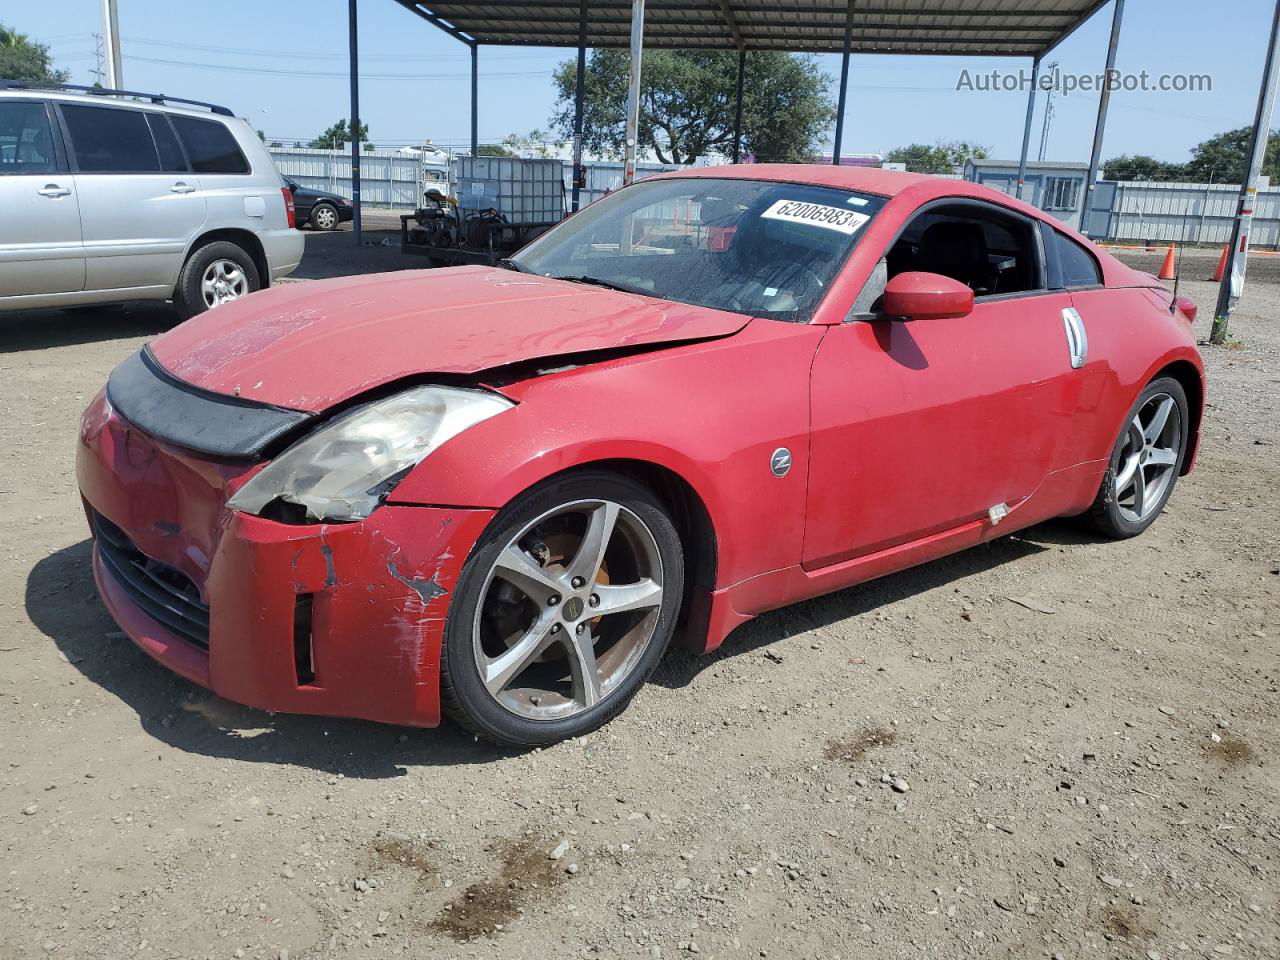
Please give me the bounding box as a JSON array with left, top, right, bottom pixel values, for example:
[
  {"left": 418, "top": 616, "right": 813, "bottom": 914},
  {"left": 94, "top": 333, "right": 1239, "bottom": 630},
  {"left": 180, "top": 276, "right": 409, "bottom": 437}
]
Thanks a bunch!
[{"left": 149, "top": 266, "right": 751, "bottom": 412}]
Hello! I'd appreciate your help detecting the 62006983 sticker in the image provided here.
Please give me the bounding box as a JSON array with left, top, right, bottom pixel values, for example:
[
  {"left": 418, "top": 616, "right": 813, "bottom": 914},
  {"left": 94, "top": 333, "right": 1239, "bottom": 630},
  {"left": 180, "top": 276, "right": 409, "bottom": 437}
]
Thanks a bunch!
[{"left": 760, "top": 199, "right": 870, "bottom": 236}]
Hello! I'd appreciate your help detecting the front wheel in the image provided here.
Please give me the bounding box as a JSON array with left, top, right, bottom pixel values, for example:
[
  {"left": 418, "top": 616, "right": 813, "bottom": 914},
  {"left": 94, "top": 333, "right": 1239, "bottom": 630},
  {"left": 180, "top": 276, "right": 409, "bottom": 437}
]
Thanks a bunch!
[
  {"left": 1082, "top": 376, "right": 1189, "bottom": 539},
  {"left": 440, "top": 472, "right": 684, "bottom": 748}
]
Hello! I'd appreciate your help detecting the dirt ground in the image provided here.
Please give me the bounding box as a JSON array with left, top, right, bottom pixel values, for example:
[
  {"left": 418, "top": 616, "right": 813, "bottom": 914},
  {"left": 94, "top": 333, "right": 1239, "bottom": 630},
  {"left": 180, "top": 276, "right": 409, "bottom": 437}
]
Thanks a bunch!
[{"left": 1, "top": 245, "right": 1277, "bottom": 960}]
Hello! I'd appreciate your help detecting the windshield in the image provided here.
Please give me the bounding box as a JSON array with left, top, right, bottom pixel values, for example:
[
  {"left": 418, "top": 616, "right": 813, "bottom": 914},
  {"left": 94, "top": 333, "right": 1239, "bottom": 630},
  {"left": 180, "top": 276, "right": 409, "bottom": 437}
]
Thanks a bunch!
[{"left": 510, "top": 177, "right": 887, "bottom": 323}]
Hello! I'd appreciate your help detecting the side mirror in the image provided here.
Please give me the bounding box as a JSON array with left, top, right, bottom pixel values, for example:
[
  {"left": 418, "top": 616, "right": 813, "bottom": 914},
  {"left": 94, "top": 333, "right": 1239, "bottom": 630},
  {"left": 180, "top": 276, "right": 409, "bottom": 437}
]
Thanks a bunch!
[{"left": 882, "top": 271, "right": 974, "bottom": 321}]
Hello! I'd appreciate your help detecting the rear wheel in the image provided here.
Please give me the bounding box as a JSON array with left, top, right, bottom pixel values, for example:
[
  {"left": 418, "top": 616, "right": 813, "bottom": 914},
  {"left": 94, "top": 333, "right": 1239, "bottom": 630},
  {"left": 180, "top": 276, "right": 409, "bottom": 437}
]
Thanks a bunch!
[
  {"left": 310, "top": 203, "right": 339, "bottom": 230},
  {"left": 441, "top": 472, "right": 683, "bottom": 748},
  {"left": 173, "top": 241, "right": 260, "bottom": 320},
  {"left": 1082, "top": 376, "right": 1188, "bottom": 538}
]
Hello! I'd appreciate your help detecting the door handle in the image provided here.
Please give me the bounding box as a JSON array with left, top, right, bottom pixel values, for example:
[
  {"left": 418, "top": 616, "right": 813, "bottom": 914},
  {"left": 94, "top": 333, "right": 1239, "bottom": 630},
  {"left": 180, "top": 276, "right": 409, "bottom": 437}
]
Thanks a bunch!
[
  {"left": 170, "top": 182, "right": 197, "bottom": 194},
  {"left": 37, "top": 184, "right": 72, "bottom": 198},
  {"left": 1061, "top": 307, "right": 1089, "bottom": 369}
]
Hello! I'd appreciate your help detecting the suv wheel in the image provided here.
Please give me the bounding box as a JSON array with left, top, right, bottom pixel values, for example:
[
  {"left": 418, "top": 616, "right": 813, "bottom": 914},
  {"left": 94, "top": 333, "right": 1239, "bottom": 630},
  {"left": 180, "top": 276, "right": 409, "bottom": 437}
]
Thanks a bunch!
[
  {"left": 310, "top": 203, "right": 339, "bottom": 230},
  {"left": 174, "top": 241, "right": 260, "bottom": 320}
]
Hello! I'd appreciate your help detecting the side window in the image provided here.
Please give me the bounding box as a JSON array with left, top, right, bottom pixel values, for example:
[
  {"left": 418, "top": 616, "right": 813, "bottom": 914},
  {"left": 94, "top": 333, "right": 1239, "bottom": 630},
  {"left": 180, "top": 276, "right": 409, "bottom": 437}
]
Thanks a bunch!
[
  {"left": 171, "top": 115, "right": 249, "bottom": 174},
  {"left": 1056, "top": 232, "right": 1102, "bottom": 287},
  {"left": 60, "top": 104, "right": 160, "bottom": 173},
  {"left": 883, "top": 202, "right": 1043, "bottom": 299},
  {"left": 0, "top": 101, "right": 58, "bottom": 173},
  {"left": 147, "top": 113, "right": 188, "bottom": 172}
]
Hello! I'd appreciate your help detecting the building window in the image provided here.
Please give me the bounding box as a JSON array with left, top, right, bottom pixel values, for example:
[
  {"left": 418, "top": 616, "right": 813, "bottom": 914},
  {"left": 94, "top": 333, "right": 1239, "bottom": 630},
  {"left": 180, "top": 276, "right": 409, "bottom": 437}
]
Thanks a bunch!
[{"left": 1044, "top": 176, "right": 1081, "bottom": 211}]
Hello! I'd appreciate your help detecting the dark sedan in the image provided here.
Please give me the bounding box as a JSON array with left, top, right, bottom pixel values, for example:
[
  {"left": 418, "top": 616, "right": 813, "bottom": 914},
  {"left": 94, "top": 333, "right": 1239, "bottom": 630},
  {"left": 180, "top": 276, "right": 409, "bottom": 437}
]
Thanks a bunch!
[{"left": 282, "top": 176, "right": 353, "bottom": 230}]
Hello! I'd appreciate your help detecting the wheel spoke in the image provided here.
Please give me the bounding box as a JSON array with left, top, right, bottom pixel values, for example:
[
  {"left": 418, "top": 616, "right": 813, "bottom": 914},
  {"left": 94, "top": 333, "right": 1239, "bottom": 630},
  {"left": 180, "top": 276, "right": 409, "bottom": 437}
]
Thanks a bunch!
[
  {"left": 493, "top": 544, "right": 562, "bottom": 605},
  {"left": 566, "top": 502, "right": 619, "bottom": 584},
  {"left": 483, "top": 618, "right": 556, "bottom": 694},
  {"left": 1143, "top": 396, "right": 1174, "bottom": 443},
  {"left": 1131, "top": 464, "right": 1148, "bottom": 516},
  {"left": 592, "top": 578, "right": 662, "bottom": 616},
  {"left": 1146, "top": 447, "right": 1177, "bottom": 467},
  {"left": 1114, "top": 452, "right": 1140, "bottom": 494},
  {"left": 565, "top": 626, "right": 602, "bottom": 708}
]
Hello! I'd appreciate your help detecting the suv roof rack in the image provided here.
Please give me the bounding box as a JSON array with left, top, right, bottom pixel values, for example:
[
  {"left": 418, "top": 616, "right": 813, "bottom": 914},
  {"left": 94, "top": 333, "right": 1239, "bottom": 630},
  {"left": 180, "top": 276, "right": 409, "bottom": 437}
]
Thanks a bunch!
[{"left": 0, "top": 81, "right": 234, "bottom": 117}]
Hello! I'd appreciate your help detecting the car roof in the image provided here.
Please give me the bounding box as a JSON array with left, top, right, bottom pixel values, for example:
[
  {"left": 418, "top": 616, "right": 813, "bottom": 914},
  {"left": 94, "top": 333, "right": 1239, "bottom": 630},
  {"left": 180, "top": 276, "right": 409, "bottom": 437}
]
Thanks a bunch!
[{"left": 0, "top": 86, "right": 238, "bottom": 121}]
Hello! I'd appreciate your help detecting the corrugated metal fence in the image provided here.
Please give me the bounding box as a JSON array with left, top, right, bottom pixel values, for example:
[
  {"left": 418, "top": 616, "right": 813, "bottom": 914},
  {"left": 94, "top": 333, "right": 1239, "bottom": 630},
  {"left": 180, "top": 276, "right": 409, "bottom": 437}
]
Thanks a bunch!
[{"left": 1092, "top": 180, "right": 1280, "bottom": 248}]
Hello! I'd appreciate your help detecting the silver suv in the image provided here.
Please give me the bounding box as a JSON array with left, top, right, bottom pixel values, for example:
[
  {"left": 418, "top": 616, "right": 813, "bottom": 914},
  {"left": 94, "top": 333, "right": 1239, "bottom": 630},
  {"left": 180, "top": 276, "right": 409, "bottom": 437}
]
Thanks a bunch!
[{"left": 0, "top": 83, "right": 304, "bottom": 318}]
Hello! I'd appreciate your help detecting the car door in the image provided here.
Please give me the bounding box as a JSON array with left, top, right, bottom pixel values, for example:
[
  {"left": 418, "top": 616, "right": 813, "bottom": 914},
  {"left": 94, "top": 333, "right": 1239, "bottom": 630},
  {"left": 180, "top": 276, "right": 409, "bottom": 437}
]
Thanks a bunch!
[
  {"left": 55, "top": 102, "right": 206, "bottom": 293},
  {"left": 0, "top": 98, "right": 85, "bottom": 299},
  {"left": 802, "top": 199, "right": 1082, "bottom": 570}
]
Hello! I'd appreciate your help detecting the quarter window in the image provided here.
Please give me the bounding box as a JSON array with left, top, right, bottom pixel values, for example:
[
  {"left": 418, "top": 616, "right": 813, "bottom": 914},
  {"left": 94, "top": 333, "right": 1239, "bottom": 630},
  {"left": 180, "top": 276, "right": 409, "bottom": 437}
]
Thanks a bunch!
[
  {"left": 1056, "top": 232, "right": 1102, "bottom": 287},
  {"left": 1043, "top": 176, "right": 1080, "bottom": 211},
  {"left": 61, "top": 104, "right": 160, "bottom": 173},
  {"left": 147, "top": 113, "right": 188, "bottom": 172},
  {"left": 171, "top": 115, "right": 249, "bottom": 174},
  {"left": 0, "top": 101, "right": 57, "bottom": 173}
]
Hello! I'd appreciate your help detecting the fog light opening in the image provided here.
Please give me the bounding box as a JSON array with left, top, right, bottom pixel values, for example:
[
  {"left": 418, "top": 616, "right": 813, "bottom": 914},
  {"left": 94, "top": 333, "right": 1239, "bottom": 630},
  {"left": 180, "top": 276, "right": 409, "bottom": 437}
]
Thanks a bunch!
[{"left": 293, "top": 594, "right": 316, "bottom": 686}]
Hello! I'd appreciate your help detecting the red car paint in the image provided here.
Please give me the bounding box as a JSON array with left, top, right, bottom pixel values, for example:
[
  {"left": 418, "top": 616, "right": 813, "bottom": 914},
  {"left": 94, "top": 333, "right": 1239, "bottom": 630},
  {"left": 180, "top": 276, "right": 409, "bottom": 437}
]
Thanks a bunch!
[{"left": 77, "top": 165, "right": 1205, "bottom": 728}]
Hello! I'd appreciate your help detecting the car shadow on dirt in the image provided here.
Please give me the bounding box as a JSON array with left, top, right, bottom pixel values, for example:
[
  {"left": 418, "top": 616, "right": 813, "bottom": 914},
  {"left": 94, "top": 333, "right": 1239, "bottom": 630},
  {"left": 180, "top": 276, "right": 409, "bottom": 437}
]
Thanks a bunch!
[
  {"left": 0, "top": 302, "right": 177, "bottom": 353},
  {"left": 652, "top": 520, "right": 1090, "bottom": 688},
  {"left": 26, "top": 539, "right": 511, "bottom": 779}
]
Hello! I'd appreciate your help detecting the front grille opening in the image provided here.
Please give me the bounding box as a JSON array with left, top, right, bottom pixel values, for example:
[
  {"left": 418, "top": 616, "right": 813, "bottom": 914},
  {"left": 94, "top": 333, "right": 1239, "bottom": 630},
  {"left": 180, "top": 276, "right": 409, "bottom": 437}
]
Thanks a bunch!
[
  {"left": 92, "top": 511, "right": 210, "bottom": 649},
  {"left": 293, "top": 594, "right": 316, "bottom": 685}
]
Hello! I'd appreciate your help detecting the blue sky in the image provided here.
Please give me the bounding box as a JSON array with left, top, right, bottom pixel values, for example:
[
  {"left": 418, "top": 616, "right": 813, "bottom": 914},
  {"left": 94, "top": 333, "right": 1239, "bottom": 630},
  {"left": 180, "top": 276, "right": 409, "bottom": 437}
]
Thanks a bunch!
[{"left": 10, "top": 0, "right": 1265, "bottom": 164}]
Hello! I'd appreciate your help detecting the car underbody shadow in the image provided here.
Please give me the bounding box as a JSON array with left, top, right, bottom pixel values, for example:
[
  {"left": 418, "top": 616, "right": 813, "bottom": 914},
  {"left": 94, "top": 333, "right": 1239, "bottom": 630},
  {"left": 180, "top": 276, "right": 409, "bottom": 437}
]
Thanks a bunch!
[
  {"left": 25, "top": 539, "right": 511, "bottom": 778},
  {"left": 0, "top": 302, "right": 177, "bottom": 353},
  {"left": 651, "top": 518, "right": 1092, "bottom": 690}
]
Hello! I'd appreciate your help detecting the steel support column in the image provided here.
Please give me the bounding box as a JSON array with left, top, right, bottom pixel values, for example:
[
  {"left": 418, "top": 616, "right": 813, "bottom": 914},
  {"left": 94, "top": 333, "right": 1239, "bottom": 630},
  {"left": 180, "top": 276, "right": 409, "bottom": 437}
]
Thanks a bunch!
[
  {"left": 470, "top": 42, "right": 479, "bottom": 158},
  {"left": 348, "top": 0, "right": 362, "bottom": 245},
  {"left": 101, "top": 0, "right": 123, "bottom": 88},
  {"left": 622, "top": 0, "right": 646, "bottom": 184},
  {"left": 831, "top": 0, "right": 854, "bottom": 165},
  {"left": 732, "top": 49, "right": 746, "bottom": 163},
  {"left": 571, "top": 0, "right": 588, "bottom": 210},
  {"left": 1015, "top": 56, "right": 1040, "bottom": 201},
  {"left": 1211, "top": 0, "right": 1280, "bottom": 343},
  {"left": 1081, "top": 0, "right": 1125, "bottom": 235}
]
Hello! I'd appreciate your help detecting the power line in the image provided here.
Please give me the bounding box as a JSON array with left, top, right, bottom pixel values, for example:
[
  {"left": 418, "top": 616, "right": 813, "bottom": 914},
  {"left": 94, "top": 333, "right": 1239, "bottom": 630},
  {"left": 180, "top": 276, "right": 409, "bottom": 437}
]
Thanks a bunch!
[
  {"left": 121, "top": 36, "right": 554, "bottom": 62},
  {"left": 123, "top": 53, "right": 551, "bottom": 81}
]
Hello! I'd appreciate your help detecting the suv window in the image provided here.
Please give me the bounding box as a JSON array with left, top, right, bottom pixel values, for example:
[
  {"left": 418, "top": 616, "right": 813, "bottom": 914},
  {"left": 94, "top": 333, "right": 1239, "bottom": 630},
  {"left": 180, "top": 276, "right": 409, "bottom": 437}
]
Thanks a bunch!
[
  {"left": 885, "top": 201, "right": 1043, "bottom": 298},
  {"left": 146, "top": 113, "right": 188, "bottom": 172},
  {"left": 170, "top": 115, "right": 249, "bottom": 174},
  {"left": 0, "top": 101, "right": 57, "bottom": 173},
  {"left": 60, "top": 104, "right": 160, "bottom": 173},
  {"left": 1056, "top": 232, "right": 1102, "bottom": 287}
]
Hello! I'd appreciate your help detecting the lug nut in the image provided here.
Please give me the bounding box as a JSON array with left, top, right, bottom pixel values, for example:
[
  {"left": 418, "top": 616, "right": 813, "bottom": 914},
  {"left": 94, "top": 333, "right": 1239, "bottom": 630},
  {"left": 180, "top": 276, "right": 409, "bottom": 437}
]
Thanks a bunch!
[
  {"left": 575, "top": 623, "right": 585, "bottom": 635},
  {"left": 551, "top": 623, "right": 561, "bottom": 634},
  {"left": 588, "top": 594, "right": 600, "bottom": 608},
  {"left": 548, "top": 594, "right": 561, "bottom": 606},
  {"left": 571, "top": 576, "right": 586, "bottom": 589}
]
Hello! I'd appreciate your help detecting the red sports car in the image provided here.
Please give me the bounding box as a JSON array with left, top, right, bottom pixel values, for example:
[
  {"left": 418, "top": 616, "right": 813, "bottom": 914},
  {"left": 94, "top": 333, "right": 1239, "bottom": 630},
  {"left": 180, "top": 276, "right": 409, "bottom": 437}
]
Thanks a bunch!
[{"left": 77, "top": 166, "right": 1204, "bottom": 747}]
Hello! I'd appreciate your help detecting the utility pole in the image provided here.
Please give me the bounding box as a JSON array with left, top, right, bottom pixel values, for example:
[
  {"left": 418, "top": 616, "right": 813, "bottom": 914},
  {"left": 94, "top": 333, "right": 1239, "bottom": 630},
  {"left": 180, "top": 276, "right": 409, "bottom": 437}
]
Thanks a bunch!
[
  {"left": 1211, "top": 0, "right": 1280, "bottom": 344},
  {"left": 1037, "top": 60, "right": 1059, "bottom": 161},
  {"left": 91, "top": 33, "right": 106, "bottom": 87},
  {"left": 622, "top": 0, "right": 645, "bottom": 185},
  {"left": 101, "top": 0, "right": 122, "bottom": 89}
]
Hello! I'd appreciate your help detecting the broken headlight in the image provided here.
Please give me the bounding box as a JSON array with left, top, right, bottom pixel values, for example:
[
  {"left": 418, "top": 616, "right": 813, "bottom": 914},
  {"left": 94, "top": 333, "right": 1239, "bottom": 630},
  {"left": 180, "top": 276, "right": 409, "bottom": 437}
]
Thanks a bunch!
[{"left": 228, "top": 386, "right": 513, "bottom": 522}]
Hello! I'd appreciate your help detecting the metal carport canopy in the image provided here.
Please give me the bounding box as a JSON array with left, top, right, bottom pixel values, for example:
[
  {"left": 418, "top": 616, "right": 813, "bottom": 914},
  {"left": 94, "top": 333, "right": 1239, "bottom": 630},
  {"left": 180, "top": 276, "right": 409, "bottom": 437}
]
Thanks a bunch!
[{"left": 404, "top": 0, "right": 1105, "bottom": 56}]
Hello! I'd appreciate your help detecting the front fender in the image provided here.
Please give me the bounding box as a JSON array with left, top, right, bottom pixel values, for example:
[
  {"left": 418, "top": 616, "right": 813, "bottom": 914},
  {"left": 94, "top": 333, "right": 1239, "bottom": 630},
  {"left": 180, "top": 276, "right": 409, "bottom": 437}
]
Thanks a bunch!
[{"left": 387, "top": 319, "right": 826, "bottom": 591}]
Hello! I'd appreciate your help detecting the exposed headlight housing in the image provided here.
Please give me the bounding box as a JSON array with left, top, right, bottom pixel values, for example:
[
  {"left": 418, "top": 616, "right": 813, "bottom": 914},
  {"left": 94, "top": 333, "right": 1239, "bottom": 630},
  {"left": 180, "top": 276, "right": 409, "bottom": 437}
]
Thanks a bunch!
[{"left": 228, "top": 386, "right": 513, "bottom": 522}]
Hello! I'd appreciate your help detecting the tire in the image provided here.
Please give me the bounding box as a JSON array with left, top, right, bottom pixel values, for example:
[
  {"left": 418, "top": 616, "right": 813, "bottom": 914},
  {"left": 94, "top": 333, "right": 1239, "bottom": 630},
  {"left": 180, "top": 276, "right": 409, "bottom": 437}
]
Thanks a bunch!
[
  {"left": 1081, "top": 376, "right": 1189, "bottom": 539},
  {"left": 441, "top": 471, "right": 684, "bottom": 748},
  {"left": 310, "top": 203, "right": 339, "bottom": 231},
  {"left": 173, "top": 241, "right": 260, "bottom": 320}
]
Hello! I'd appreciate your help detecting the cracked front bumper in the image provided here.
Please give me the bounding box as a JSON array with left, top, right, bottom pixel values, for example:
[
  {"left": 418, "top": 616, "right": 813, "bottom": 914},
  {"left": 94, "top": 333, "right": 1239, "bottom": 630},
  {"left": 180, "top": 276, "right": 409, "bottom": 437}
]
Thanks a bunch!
[{"left": 77, "top": 389, "right": 495, "bottom": 727}]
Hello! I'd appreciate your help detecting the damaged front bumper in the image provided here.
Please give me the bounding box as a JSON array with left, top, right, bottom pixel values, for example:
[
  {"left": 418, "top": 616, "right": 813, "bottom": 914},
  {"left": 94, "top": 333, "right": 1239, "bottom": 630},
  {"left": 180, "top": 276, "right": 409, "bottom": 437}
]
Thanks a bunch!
[{"left": 77, "top": 389, "right": 494, "bottom": 727}]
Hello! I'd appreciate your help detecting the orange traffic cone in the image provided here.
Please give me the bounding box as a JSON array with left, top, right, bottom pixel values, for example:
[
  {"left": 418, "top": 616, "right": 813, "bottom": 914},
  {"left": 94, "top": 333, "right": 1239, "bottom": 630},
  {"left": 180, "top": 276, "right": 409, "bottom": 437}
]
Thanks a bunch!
[
  {"left": 1158, "top": 244, "right": 1177, "bottom": 281},
  {"left": 1211, "top": 244, "right": 1228, "bottom": 281}
]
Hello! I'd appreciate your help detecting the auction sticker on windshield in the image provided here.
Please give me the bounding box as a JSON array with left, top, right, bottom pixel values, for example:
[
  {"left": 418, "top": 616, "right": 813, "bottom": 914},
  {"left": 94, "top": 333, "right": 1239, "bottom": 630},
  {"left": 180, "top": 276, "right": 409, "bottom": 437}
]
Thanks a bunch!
[{"left": 760, "top": 199, "right": 870, "bottom": 236}]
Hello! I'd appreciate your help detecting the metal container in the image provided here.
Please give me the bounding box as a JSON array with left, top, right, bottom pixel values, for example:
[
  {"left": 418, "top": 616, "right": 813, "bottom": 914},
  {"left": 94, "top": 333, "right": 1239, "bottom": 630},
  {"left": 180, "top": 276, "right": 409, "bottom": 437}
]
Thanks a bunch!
[{"left": 453, "top": 156, "right": 565, "bottom": 223}]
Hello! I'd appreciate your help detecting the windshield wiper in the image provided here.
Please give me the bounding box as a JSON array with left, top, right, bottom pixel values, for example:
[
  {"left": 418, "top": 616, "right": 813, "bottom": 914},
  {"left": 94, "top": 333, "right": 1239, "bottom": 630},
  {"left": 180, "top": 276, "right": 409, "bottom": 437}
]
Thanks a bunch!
[
  {"left": 546, "top": 274, "right": 653, "bottom": 296},
  {"left": 497, "top": 258, "right": 530, "bottom": 273}
]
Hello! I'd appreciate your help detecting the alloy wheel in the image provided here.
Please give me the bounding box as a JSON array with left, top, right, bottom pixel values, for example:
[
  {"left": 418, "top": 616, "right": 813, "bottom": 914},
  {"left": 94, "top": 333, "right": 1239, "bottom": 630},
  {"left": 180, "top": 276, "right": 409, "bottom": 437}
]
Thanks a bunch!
[
  {"left": 472, "top": 499, "right": 665, "bottom": 721},
  {"left": 200, "top": 259, "right": 249, "bottom": 309},
  {"left": 314, "top": 205, "right": 338, "bottom": 229},
  {"left": 1114, "top": 392, "right": 1181, "bottom": 523}
]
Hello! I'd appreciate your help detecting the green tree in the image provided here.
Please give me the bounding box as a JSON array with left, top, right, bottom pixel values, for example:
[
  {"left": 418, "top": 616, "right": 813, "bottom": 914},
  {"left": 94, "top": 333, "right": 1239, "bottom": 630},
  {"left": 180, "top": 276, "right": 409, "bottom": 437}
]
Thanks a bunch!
[
  {"left": 0, "top": 23, "right": 69, "bottom": 83},
  {"left": 308, "top": 118, "right": 370, "bottom": 149},
  {"left": 549, "top": 50, "right": 833, "bottom": 165},
  {"left": 476, "top": 142, "right": 517, "bottom": 158},
  {"left": 885, "top": 140, "right": 988, "bottom": 174},
  {"left": 1101, "top": 154, "right": 1188, "bottom": 181},
  {"left": 1183, "top": 127, "right": 1280, "bottom": 182}
]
